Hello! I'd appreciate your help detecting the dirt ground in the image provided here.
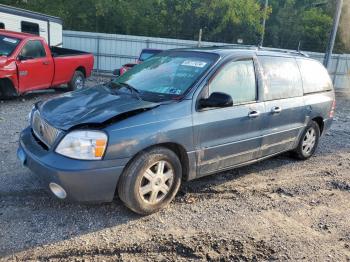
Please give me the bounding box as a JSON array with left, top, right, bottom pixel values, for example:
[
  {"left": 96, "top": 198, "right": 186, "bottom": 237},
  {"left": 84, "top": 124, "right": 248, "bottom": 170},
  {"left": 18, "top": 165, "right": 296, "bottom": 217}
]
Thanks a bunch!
[{"left": 0, "top": 78, "right": 349, "bottom": 261}]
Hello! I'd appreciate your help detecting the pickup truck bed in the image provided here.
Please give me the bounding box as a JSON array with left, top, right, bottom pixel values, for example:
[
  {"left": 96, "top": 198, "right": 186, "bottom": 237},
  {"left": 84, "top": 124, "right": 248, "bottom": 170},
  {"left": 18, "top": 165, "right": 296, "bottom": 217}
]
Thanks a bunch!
[{"left": 0, "top": 30, "right": 94, "bottom": 98}]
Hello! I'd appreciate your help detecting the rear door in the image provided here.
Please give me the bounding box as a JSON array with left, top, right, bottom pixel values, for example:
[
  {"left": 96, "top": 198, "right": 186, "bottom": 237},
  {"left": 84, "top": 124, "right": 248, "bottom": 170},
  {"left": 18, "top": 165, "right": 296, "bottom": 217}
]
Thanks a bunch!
[
  {"left": 193, "top": 57, "right": 265, "bottom": 176},
  {"left": 258, "top": 56, "right": 306, "bottom": 156},
  {"left": 16, "top": 39, "right": 54, "bottom": 92}
]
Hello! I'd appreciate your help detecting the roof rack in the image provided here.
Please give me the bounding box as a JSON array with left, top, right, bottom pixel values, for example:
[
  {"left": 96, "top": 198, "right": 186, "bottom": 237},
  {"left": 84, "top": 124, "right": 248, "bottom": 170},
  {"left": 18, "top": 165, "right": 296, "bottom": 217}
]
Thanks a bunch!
[{"left": 209, "top": 44, "right": 309, "bottom": 57}]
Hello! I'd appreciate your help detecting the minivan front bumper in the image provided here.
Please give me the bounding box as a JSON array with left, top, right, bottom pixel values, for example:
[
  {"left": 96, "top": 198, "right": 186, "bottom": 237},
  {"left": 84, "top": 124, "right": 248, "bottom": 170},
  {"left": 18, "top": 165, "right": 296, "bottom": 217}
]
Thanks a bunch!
[{"left": 18, "top": 127, "right": 129, "bottom": 202}]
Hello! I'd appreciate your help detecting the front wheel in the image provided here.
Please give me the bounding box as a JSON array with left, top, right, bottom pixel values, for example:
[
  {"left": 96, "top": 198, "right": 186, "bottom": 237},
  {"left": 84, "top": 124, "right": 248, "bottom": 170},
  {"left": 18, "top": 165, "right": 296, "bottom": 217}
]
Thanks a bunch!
[
  {"left": 118, "top": 147, "right": 182, "bottom": 215},
  {"left": 68, "top": 71, "right": 85, "bottom": 91},
  {"left": 293, "top": 121, "right": 320, "bottom": 160}
]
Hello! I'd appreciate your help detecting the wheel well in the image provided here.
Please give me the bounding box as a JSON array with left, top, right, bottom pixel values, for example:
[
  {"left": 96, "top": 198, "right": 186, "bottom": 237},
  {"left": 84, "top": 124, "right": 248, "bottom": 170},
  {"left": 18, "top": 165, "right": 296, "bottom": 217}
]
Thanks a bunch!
[
  {"left": 312, "top": 117, "right": 324, "bottom": 134},
  {"left": 0, "top": 78, "right": 17, "bottom": 98},
  {"left": 124, "top": 143, "right": 190, "bottom": 182},
  {"left": 76, "top": 66, "right": 86, "bottom": 77}
]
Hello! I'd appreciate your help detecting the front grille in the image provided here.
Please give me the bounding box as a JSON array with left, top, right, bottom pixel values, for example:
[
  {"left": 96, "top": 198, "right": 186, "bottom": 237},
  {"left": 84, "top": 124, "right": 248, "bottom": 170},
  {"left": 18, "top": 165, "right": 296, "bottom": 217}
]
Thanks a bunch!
[{"left": 32, "top": 110, "right": 60, "bottom": 148}]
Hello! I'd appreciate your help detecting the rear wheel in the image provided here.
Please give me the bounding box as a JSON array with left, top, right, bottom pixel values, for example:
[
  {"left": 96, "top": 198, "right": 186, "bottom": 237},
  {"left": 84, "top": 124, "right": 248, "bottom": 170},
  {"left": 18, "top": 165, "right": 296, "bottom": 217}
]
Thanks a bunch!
[
  {"left": 68, "top": 71, "right": 85, "bottom": 91},
  {"left": 293, "top": 121, "right": 320, "bottom": 160},
  {"left": 118, "top": 147, "right": 182, "bottom": 215}
]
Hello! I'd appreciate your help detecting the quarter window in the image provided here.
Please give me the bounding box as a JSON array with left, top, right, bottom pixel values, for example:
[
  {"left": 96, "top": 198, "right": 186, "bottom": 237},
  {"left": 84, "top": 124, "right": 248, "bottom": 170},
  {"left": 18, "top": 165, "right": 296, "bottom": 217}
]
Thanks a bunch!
[
  {"left": 0, "top": 23, "right": 4, "bottom": 29},
  {"left": 21, "top": 21, "right": 39, "bottom": 35},
  {"left": 210, "top": 60, "right": 257, "bottom": 104},
  {"left": 20, "top": 40, "right": 46, "bottom": 59},
  {"left": 259, "top": 56, "right": 303, "bottom": 100},
  {"left": 297, "top": 59, "right": 332, "bottom": 93}
]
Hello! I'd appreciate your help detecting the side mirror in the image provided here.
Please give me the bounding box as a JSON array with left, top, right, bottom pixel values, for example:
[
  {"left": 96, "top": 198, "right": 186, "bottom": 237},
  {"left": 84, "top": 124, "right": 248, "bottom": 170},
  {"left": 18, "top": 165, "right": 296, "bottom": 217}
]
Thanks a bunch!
[
  {"left": 112, "top": 69, "right": 120, "bottom": 77},
  {"left": 17, "top": 55, "right": 32, "bottom": 61},
  {"left": 199, "top": 92, "right": 233, "bottom": 109}
]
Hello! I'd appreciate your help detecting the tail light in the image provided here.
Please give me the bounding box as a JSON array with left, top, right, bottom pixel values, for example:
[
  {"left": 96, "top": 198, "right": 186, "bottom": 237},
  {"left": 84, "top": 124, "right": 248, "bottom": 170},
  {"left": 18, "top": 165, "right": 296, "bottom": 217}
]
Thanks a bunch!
[{"left": 329, "top": 99, "right": 336, "bottom": 118}]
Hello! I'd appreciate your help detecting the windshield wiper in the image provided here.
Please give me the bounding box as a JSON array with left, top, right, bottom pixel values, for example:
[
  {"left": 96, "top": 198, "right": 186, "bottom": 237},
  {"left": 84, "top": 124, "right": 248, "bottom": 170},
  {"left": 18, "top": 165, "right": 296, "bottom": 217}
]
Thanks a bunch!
[{"left": 108, "top": 81, "right": 143, "bottom": 101}]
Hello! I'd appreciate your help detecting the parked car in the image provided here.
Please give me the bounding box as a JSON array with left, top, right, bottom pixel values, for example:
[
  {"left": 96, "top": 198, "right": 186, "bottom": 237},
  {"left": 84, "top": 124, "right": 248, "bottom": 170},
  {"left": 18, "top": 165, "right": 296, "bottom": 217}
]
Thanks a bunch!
[
  {"left": 0, "top": 30, "right": 94, "bottom": 98},
  {"left": 115, "top": 48, "right": 162, "bottom": 76},
  {"left": 18, "top": 47, "right": 335, "bottom": 214}
]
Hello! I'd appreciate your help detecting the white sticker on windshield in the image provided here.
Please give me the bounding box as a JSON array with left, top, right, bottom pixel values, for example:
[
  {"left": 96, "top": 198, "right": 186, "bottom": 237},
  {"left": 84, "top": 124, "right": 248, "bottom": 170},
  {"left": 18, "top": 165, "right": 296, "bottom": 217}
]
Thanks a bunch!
[
  {"left": 3, "top": 37, "right": 18, "bottom": 44},
  {"left": 181, "top": 60, "right": 207, "bottom": 68}
]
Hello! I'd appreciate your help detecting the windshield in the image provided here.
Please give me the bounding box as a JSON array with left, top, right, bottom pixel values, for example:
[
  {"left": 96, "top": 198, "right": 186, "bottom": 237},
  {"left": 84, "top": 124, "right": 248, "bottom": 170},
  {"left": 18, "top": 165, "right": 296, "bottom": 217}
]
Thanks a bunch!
[
  {"left": 114, "top": 51, "right": 218, "bottom": 101},
  {"left": 0, "top": 35, "right": 20, "bottom": 56},
  {"left": 139, "top": 50, "right": 162, "bottom": 62}
]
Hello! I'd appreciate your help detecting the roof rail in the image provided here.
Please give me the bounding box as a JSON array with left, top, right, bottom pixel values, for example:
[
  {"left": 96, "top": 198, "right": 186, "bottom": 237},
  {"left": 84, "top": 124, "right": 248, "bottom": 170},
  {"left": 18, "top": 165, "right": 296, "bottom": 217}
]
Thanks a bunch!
[
  {"left": 208, "top": 44, "right": 309, "bottom": 57},
  {"left": 209, "top": 44, "right": 258, "bottom": 50},
  {"left": 257, "top": 46, "right": 309, "bottom": 57}
]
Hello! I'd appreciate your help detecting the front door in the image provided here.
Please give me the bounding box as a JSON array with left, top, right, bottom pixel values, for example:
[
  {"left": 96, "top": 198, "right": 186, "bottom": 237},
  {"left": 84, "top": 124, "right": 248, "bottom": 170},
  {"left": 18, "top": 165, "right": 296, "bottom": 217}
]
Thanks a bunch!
[
  {"left": 17, "top": 39, "right": 53, "bottom": 92},
  {"left": 193, "top": 58, "right": 265, "bottom": 176}
]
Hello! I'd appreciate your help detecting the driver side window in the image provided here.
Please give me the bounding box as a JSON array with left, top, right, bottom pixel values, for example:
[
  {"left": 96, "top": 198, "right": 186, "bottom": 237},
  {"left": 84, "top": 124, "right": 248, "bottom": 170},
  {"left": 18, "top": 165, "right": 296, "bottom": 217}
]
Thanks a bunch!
[
  {"left": 20, "top": 40, "right": 46, "bottom": 59},
  {"left": 210, "top": 59, "right": 257, "bottom": 104}
]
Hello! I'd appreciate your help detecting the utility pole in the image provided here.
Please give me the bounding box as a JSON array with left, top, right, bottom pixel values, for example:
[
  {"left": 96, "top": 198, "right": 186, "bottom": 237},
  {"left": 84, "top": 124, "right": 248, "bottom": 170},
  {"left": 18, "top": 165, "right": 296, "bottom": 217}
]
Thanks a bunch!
[
  {"left": 324, "top": 0, "right": 343, "bottom": 68},
  {"left": 260, "top": 0, "right": 269, "bottom": 47},
  {"left": 198, "top": 28, "right": 203, "bottom": 48}
]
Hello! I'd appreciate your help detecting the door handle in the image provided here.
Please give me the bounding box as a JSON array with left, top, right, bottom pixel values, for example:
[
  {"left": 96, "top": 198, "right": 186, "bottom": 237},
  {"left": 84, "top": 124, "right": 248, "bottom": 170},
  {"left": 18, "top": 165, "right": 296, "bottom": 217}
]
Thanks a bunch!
[
  {"left": 248, "top": 110, "right": 260, "bottom": 118},
  {"left": 271, "top": 106, "right": 282, "bottom": 114},
  {"left": 43, "top": 61, "right": 50, "bottom": 65}
]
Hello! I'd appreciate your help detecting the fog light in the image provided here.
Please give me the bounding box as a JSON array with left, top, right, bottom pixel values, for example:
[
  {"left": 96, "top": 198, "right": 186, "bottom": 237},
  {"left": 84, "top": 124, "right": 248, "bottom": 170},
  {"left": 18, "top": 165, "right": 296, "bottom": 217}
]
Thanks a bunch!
[{"left": 49, "top": 183, "right": 67, "bottom": 199}]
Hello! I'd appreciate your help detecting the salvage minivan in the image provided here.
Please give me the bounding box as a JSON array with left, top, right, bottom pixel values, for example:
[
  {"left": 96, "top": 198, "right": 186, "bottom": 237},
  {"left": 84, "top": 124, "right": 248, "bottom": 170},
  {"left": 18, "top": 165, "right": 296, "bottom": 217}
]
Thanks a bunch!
[{"left": 18, "top": 47, "right": 335, "bottom": 214}]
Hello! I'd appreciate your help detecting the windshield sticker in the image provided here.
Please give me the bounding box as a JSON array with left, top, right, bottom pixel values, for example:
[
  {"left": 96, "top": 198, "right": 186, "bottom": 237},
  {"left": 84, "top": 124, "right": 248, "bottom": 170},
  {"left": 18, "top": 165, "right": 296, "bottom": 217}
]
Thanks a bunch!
[
  {"left": 181, "top": 60, "right": 207, "bottom": 68},
  {"left": 3, "top": 37, "right": 18, "bottom": 44},
  {"left": 169, "top": 88, "right": 182, "bottom": 95}
]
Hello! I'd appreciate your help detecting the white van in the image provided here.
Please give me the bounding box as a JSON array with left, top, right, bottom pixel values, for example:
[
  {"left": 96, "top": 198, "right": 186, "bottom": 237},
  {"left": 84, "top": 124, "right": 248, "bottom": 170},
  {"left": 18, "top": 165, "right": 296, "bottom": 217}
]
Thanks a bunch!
[{"left": 0, "top": 4, "right": 62, "bottom": 47}]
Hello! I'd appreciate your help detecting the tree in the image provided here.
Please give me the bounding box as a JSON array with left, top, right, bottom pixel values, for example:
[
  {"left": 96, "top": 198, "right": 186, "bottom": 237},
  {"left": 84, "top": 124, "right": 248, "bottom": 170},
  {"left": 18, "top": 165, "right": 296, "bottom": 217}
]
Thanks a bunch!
[{"left": 2, "top": 0, "right": 347, "bottom": 52}]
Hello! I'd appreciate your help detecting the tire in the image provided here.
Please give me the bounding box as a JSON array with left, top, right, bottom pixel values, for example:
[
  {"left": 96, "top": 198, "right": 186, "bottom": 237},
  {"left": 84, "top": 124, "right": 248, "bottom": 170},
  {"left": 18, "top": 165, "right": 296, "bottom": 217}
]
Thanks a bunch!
[
  {"left": 68, "top": 71, "right": 85, "bottom": 91},
  {"left": 118, "top": 147, "right": 182, "bottom": 215},
  {"left": 293, "top": 121, "right": 320, "bottom": 160}
]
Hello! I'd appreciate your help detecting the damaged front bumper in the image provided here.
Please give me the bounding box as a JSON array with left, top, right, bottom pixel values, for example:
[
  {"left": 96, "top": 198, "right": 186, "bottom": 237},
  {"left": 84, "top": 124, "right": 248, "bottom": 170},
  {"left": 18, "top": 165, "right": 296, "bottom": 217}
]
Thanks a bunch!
[{"left": 17, "top": 127, "right": 129, "bottom": 203}]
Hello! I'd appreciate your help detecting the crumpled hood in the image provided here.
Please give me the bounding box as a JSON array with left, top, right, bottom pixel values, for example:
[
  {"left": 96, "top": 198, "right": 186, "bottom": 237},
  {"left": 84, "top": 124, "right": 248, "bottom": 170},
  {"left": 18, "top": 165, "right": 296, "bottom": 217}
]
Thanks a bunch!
[{"left": 38, "top": 85, "right": 160, "bottom": 130}]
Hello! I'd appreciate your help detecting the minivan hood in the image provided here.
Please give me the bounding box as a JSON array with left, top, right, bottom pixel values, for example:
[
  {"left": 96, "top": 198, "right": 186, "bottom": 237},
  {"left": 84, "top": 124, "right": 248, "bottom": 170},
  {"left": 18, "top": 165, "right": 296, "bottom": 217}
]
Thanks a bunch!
[{"left": 38, "top": 86, "right": 160, "bottom": 130}]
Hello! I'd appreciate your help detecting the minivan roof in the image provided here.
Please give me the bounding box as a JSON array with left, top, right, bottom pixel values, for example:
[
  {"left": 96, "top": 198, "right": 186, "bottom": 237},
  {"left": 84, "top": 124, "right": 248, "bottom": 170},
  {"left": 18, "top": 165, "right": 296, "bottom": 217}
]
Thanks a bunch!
[{"left": 171, "top": 46, "right": 310, "bottom": 59}]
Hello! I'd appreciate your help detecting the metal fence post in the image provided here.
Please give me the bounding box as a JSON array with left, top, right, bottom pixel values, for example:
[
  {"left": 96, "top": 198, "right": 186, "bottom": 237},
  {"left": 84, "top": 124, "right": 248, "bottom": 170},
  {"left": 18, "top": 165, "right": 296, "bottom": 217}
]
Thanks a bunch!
[
  {"left": 333, "top": 55, "right": 340, "bottom": 85},
  {"left": 96, "top": 36, "right": 100, "bottom": 74}
]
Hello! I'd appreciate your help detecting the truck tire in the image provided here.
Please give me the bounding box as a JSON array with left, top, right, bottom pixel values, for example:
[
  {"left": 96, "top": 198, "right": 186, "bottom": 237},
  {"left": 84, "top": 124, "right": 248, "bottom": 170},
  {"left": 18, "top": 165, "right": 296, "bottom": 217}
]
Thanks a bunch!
[
  {"left": 118, "top": 147, "right": 182, "bottom": 215},
  {"left": 68, "top": 71, "right": 85, "bottom": 91},
  {"left": 292, "top": 121, "right": 320, "bottom": 160}
]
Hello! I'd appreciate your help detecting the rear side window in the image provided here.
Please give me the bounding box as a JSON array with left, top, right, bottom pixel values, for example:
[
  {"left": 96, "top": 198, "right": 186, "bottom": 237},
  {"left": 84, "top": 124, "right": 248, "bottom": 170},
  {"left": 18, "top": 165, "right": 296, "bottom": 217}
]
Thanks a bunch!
[
  {"left": 20, "top": 40, "right": 46, "bottom": 59},
  {"left": 259, "top": 56, "right": 303, "bottom": 100},
  {"left": 210, "top": 59, "right": 256, "bottom": 104},
  {"left": 0, "top": 23, "right": 4, "bottom": 29},
  {"left": 297, "top": 59, "right": 332, "bottom": 94},
  {"left": 21, "top": 21, "right": 39, "bottom": 35}
]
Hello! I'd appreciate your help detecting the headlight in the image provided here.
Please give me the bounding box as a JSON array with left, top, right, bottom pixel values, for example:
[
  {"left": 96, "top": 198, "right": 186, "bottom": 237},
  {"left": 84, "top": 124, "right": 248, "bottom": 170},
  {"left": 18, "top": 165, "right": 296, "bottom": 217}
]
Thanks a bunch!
[{"left": 55, "top": 130, "right": 108, "bottom": 160}]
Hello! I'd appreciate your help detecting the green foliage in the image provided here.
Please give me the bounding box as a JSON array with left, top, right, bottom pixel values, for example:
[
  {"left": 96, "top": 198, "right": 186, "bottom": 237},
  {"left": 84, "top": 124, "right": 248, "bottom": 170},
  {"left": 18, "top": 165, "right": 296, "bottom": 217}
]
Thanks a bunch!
[{"left": 1, "top": 0, "right": 346, "bottom": 52}]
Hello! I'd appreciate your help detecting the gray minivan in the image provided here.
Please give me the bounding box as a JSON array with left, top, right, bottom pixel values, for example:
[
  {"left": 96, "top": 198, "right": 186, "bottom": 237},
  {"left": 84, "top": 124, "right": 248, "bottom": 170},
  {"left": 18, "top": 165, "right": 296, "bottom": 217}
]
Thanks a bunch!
[{"left": 18, "top": 47, "right": 335, "bottom": 214}]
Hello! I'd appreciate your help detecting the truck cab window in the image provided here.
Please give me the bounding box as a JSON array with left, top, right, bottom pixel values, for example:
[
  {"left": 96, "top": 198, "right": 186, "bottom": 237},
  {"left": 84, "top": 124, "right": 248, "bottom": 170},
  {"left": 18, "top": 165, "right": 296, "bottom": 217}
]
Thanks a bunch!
[
  {"left": 21, "top": 21, "right": 39, "bottom": 35},
  {"left": 20, "top": 40, "right": 46, "bottom": 59},
  {"left": 0, "top": 23, "right": 4, "bottom": 29}
]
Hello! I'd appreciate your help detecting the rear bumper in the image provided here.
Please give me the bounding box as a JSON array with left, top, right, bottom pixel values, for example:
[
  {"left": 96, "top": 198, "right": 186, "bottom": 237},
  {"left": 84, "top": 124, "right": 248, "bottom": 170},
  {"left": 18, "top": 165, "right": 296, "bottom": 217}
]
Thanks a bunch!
[{"left": 18, "top": 127, "right": 129, "bottom": 202}]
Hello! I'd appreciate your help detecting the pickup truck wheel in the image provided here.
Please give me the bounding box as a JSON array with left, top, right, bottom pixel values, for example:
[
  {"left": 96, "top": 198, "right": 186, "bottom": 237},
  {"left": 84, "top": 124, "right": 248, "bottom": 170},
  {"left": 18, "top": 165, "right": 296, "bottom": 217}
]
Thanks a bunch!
[
  {"left": 68, "top": 71, "right": 85, "bottom": 91},
  {"left": 118, "top": 147, "right": 182, "bottom": 215},
  {"left": 292, "top": 121, "right": 320, "bottom": 160}
]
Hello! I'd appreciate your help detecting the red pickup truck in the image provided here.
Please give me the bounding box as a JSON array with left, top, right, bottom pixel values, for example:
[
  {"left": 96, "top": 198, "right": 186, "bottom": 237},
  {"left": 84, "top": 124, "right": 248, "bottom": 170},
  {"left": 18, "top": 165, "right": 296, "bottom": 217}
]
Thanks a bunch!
[{"left": 0, "top": 30, "right": 94, "bottom": 98}]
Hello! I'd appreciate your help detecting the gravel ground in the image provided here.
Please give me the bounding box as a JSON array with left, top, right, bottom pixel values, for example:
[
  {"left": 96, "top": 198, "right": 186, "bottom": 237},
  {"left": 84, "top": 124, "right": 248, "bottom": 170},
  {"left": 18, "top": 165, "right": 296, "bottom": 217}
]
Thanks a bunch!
[{"left": 0, "top": 78, "right": 350, "bottom": 261}]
